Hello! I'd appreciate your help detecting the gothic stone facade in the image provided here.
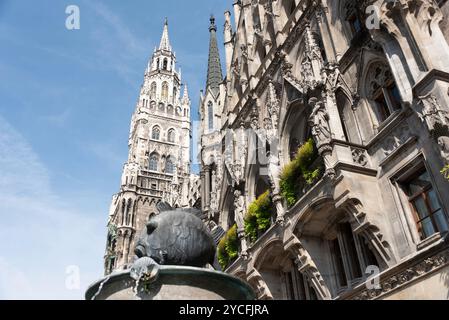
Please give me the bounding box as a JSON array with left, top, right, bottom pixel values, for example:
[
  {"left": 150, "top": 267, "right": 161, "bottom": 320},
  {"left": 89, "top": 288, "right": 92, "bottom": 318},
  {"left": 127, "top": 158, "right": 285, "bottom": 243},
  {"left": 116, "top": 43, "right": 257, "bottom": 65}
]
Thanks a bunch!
[
  {"left": 104, "top": 21, "right": 199, "bottom": 274},
  {"left": 200, "top": 0, "right": 449, "bottom": 300}
]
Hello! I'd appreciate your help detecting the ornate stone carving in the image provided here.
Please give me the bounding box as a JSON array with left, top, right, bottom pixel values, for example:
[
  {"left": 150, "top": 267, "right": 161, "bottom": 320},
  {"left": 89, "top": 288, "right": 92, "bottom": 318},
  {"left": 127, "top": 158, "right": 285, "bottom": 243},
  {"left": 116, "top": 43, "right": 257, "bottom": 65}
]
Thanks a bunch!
[
  {"left": 233, "top": 190, "right": 246, "bottom": 233},
  {"left": 267, "top": 151, "right": 286, "bottom": 223},
  {"left": 353, "top": 249, "right": 449, "bottom": 300},
  {"left": 381, "top": 124, "right": 412, "bottom": 156},
  {"left": 416, "top": 94, "right": 449, "bottom": 134},
  {"left": 438, "top": 136, "right": 449, "bottom": 164},
  {"left": 308, "top": 97, "right": 332, "bottom": 151},
  {"left": 121, "top": 162, "right": 139, "bottom": 186},
  {"left": 351, "top": 147, "right": 369, "bottom": 167},
  {"left": 266, "top": 81, "right": 280, "bottom": 131}
]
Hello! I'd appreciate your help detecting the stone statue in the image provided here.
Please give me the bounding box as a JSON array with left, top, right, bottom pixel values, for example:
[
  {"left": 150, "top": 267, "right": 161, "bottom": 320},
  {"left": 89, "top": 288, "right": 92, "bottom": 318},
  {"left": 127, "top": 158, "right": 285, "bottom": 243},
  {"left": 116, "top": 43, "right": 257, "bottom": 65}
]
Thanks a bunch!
[
  {"left": 233, "top": 190, "right": 246, "bottom": 231},
  {"left": 308, "top": 97, "right": 331, "bottom": 148},
  {"left": 438, "top": 136, "right": 449, "bottom": 164},
  {"left": 134, "top": 206, "right": 215, "bottom": 267}
]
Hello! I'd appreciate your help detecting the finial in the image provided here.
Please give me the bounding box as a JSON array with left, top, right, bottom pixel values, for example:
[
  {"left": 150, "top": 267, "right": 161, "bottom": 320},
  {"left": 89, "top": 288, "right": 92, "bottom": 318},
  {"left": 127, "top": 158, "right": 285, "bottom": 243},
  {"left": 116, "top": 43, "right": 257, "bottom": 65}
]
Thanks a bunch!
[
  {"left": 209, "top": 14, "right": 217, "bottom": 32},
  {"left": 164, "top": 17, "right": 168, "bottom": 26}
]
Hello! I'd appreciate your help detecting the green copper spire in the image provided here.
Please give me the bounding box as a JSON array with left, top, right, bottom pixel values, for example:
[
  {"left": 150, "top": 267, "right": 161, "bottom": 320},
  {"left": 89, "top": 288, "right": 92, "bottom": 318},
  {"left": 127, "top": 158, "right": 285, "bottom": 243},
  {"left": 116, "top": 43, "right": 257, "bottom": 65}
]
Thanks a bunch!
[{"left": 206, "top": 15, "right": 223, "bottom": 97}]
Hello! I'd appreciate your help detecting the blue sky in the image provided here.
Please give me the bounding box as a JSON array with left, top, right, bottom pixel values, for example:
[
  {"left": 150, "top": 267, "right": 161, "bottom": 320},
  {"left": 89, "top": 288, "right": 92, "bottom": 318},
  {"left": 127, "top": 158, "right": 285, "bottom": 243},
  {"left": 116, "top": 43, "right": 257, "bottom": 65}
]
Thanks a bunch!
[{"left": 0, "top": 0, "right": 229, "bottom": 299}]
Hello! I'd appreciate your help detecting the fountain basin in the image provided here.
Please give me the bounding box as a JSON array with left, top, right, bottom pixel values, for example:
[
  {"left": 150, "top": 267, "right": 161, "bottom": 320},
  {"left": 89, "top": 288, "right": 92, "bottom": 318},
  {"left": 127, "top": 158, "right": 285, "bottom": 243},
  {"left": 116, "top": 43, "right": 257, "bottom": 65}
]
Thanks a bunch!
[{"left": 86, "top": 265, "right": 255, "bottom": 300}]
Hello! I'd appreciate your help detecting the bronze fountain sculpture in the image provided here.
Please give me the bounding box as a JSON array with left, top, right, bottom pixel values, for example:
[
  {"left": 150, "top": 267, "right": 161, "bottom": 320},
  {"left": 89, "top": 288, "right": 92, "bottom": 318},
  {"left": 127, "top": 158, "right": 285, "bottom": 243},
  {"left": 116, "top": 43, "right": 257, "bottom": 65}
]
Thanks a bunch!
[{"left": 85, "top": 203, "right": 255, "bottom": 300}]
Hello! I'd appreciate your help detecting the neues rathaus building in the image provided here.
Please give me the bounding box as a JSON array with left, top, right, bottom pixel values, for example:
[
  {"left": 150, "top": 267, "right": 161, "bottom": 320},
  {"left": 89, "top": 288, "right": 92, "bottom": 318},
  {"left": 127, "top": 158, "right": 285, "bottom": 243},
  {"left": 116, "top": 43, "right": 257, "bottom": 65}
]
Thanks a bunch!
[{"left": 105, "top": 0, "right": 449, "bottom": 300}]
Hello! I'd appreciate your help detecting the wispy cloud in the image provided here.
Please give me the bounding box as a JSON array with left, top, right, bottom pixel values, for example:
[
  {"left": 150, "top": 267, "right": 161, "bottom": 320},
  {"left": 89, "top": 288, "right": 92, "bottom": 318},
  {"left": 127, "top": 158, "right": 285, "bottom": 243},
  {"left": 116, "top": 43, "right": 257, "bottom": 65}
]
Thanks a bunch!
[
  {"left": 0, "top": 115, "right": 105, "bottom": 300},
  {"left": 82, "top": 0, "right": 150, "bottom": 85},
  {"left": 39, "top": 108, "right": 72, "bottom": 128}
]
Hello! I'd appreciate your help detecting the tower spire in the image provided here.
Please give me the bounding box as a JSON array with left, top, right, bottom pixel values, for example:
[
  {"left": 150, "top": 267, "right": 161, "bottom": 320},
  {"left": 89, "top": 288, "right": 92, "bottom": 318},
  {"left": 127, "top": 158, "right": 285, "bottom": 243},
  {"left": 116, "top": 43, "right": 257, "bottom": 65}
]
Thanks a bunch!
[
  {"left": 182, "top": 83, "right": 190, "bottom": 104},
  {"left": 159, "top": 17, "right": 171, "bottom": 51},
  {"left": 206, "top": 15, "right": 223, "bottom": 97}
]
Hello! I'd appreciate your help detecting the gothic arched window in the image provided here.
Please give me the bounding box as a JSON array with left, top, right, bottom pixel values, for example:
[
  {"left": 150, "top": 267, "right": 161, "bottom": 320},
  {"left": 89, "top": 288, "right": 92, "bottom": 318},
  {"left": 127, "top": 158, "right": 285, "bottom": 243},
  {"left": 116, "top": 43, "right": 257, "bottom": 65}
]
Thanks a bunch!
[
  {"left": 168, "top": 129, "right": 175, "bottom": 143},
  {"left": 366, "top": 62, "right": 401, "bottom": 124},
  {"left": 165, "top": 158, "right": 175, "bottom": 174},
  {"left": 162, "top": 82, "right": 169, "bottom": 101},
  {"left": 208, "top": 102, "right": 214, "bottom": 130},
  {"left": 163, "top": 58, "right": 168, "bottom": 70},
  {"left": 342, "top": 1, "right": 365, "bottom": 40},
  {"left": 150, "top": 82, "right": 157, "bottom": 99},
  {"left": 152, "top": 126, "right": 160, "bottom": 140},
  {"left": 149, "top": 153, "right": 159, "bottom": 171},
  {"left": 336, "top": 89, "right": 360, "bottom": 143}
]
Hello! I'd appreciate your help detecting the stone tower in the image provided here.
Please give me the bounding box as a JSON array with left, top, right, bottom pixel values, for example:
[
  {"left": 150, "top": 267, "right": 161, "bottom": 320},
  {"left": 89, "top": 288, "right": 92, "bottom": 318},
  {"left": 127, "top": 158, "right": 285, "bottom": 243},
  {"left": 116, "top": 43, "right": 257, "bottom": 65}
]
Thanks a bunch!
[
  {"left": 104, "top": 19, "right": 199, "bottom": 275},
  {"left": 199, "top": 16, "right": 226, "bottom": 222}
]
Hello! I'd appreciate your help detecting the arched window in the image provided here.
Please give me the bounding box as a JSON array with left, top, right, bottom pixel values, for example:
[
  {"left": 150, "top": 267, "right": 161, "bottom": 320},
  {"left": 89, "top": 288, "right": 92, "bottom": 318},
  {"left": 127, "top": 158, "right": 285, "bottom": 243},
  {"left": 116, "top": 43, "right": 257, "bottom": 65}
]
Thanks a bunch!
[
  {"left": 168, "top": 129, "right": 175, "bottom": 143},
  {"left": 336, "top": 89, "right": 360, "bottom": 143},
  {"left": 149, "top": 153, "right": 159, "bottom": 171},
  {"left": 366, "top": 62, "right": 401, "bottom": 124},
  {"left": 150, "top": 101, "right": 156, "bottom": 109},
  {"left": 343, "top": 1, "right": 363, "bottom": 37},
  {"left": 152, "top": 126, "right": 160, "bottom": 140},
  {"left": 208, "top": 102, "right": 214, "bottom": 130},
  {"left": 163, "top": 58, "right": 168, "bottom": 70},
  {"left": 150, "top": 82, "right": 157, "bottom": 99},
  {"left": 165, "top": 158, "right": 175, "bottom": 174},
  {"left": 162, "top": 82, "right": 169, "bottom": 101},
  {"left": 156, "top": 58, "right": 160, "bottom": 69},
  {"left": 167, "top": 105, "right": 174, "bottom": 115}
]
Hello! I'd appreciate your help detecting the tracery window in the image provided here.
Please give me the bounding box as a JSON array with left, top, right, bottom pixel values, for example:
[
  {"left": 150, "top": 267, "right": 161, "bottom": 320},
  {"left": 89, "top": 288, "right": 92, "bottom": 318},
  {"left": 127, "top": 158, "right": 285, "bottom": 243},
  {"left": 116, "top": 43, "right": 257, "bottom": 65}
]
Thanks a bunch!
[
  {"left": 208, "top": 101, "right": 214, "bottom": 130},
  {"left": 167, "top": 129, "right": 175, "bottom": 143},
  {"left": 367, "top": 62, "right": 401, "bottom": 124},
  {"left": 162, "top": 81, "right": 169, "bottom": 101},
  {"left": 165, "top": 158, "right": 175, "bottom": 174},
  {"left": 149, "top": 153, "right": 159, "bottom": 171},
  {"left": 152, "top": 126, "right": 160, "bottom": 140}
]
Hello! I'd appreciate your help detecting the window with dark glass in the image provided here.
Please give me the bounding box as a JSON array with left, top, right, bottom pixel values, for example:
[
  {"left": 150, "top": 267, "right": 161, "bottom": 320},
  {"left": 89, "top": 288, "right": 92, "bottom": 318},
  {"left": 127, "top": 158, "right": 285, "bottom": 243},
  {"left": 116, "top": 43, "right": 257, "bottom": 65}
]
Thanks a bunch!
[
  {"left": 149, "top": 154, "right": 158, "bottom": 171},
  {"left": 165, "top": 159, "right": 174, "bottom": 174},
  {"left": 330, "top": 222, "right": 379, "bottom": 289},
  {"left": 168, "top": 129, "right": 175, "bottom": 143},
  {"left": 152, "top": 127, "right": 160, "bottom": 140},
  {"left": 368, "top": 63, "right": 402, "bottom": 124},
  {"left": 348, "top": 12, "right": 362, "bottom": 35},
  {"left": 401, "top": 168, "right": 448, "bottom": 240},
  {"left": 284, "top": 259, "right": 318, "bottom": 300}
]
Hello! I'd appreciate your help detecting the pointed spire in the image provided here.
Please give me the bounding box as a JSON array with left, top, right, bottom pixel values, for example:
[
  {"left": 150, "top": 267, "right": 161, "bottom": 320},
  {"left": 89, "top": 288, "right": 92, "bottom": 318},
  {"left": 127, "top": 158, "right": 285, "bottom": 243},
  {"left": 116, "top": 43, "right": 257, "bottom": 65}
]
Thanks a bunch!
[
  {"left": 159, "top": 18, "right": 171, "bottom": 51},
  {"left": 206, "top": 15, "right": 223, "bottom": 97},
  {"left": 182, "top": 84, "right": 190, "bottom": 104}
]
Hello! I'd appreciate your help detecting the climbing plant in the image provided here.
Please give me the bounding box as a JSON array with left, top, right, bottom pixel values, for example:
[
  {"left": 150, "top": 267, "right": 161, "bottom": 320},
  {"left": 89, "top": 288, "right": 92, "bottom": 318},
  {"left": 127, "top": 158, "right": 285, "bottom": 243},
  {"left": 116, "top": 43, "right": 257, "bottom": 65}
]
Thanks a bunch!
[
  {"left": 442, "top": 165, "right": 449, "bottom": 180},
  {"left": 217, "top": 224, "right": 238, "bottom": 270},
  {"left": 280, "top": 138, "right": 322, "bottom": 207},
  {"left": 244, "top": 191, "right": 273, "bottom": 243}
]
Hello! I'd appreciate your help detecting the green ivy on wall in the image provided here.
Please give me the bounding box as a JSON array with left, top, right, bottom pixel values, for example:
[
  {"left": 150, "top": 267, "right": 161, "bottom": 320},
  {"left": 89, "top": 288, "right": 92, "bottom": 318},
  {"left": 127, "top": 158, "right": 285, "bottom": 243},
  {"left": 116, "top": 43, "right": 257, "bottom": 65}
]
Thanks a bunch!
[
  {"left": 244, "top": 190, "right": 273, "bottom": 243},
  {"left": 217, "top": 224, "right": 238, "bottom": 270},
  {"left": 280, "top": 138, "right": 322, "bottom": 207}
]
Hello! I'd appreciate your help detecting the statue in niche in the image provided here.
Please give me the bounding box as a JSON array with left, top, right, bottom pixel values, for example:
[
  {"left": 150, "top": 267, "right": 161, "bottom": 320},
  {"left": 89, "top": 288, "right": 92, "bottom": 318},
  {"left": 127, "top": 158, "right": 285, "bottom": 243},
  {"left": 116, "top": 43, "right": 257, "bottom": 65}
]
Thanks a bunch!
[
  {"left": 308, "top": 97, "right": 331, "bottom": 148},
  {"left": 233, "top": 190, "right": 246, "bottom": 231},
  {"left": 438, "top": 136, "right": 449, "bottom": 164},
  {"left": 267, "top": 151, "right": 281, "bottom": 195}
]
